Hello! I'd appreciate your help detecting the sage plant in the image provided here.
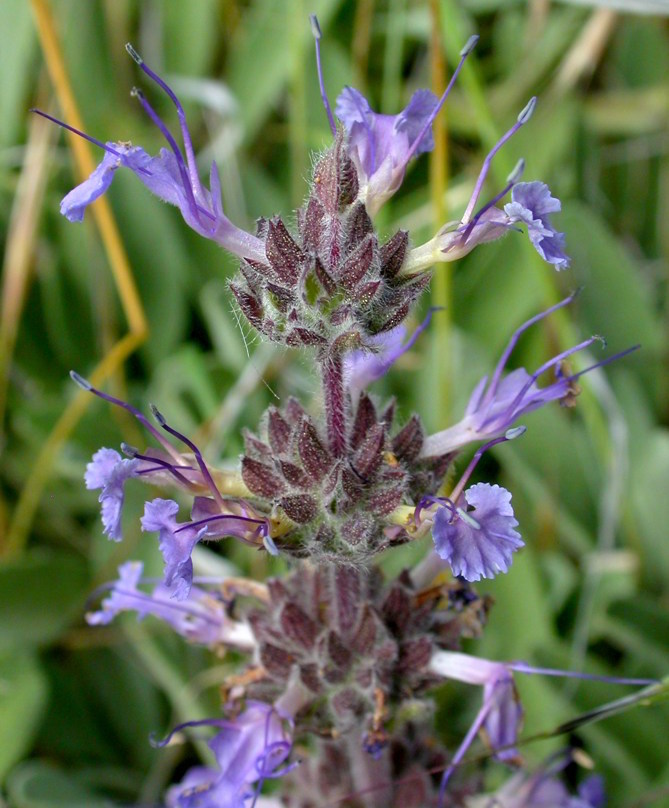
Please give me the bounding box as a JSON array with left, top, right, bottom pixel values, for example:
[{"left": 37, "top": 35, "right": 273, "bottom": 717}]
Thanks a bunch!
[{"left": 40, "top": 18, "right": 655, "bottom": 808}]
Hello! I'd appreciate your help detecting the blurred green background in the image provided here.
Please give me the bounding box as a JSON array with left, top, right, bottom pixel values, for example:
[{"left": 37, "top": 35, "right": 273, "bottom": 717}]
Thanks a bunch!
[{"left": 1, "top": 0, "right": 668, "bottom": 805}]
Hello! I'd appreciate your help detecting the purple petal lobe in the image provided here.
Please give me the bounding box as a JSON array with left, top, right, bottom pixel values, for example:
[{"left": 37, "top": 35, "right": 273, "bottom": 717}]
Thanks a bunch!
[
  {"left": 398, "top": 89, "right": 440, "bottom": 155},
  {"left": 335, "top": 86, "right": 439, "bottom": 211},
  {"left": 432, "top": 483, "right": 523, "bottom": 581},
  {"left": 577, "top": 775, "right": 606, "bottom": 808},
  {"left": 86, "top": 561, "right": 144, "bottom": 625},
  {"left": 504, "top": 181, "right": 570, "bottom": 271},
  {"left": 141, "top": 498, "right": 203, "bottom": 600},
  {"left": 85, "top": 448, "right": 139, "bottom": 541},
  {"left": 482, "top": 672, "right": 523, "bottom": 761},
  {"left": 61, "top": 150, "right": 122, "bottom": 222}
]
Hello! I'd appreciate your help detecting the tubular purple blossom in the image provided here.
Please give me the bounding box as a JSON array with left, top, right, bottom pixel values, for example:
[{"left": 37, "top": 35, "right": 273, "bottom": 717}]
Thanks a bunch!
[
  {"left": 32, "top": 49, "right": 265, "bottom": 262},
  {"left": 344, "top": 307, "right": 437, "bottom": 396},
  {"left": 160, "top": 701, "right": 295, "bottom": 808},
  {"left": 401, "top": 98, "right": 570, "bottom": 273},
  {"left": 141, "top": 496, "right": 272, "bottom": 601},
  {"left": 430, "top": 651, "right": 657, "bottom": 799},
  {"left": 334, "top": 36, "right": 478, "bottom": 215},
  {"left": 86, "top": 561, "right": 256, "bottom": 649},
  {"left": 72, "top": 373, "right": 275, "bottom": 598},
  {"left": 420, "top": 294, "right": 639, "bottom": 457},
  {"left": 413, "top": 428, "right": 526, "bottom": 582}
]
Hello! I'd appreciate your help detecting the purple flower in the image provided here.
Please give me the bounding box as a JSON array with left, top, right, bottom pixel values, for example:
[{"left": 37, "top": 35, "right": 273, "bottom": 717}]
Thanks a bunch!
[
  {"left": 404, "top": 178, "right": 570, "bottom": 273},
  {"left": 429, "top": 651, "right": 523, "bottom": 766},
  {"left": 141, "top": 499, "right": 204, "bottom": 601},
  {"left": 163, "top": 702, "right": 293, "bottom": 808},
  {"left": 141, "top": 496, "right": 272, "bottom": 601},
  {"left": 430, "top": 651, "right": 653, "bottom": 796},
  {"left": 336, "top": 87, "right": 439, "bottom": 214},
  {"left": 504, "top": 181, "right": 570, "bottom": 271},
  {"left": 400, "top": 99, "right": 571, "bottom": 274},
  {"left": 43, "top": 46, "right": 264, "bottom": 262},
  {"left": 421, "top": 293, "right": 622, "bottom": 457},
  {"left": 344, "top": 308, "right": 436, "bottom": 396},
  {"left": 432, "top": 483, "right": 524, "bottom": 582},
  {"left": 85, "top": 448, "right": 139, "bottom": 541},
  {"left": 72, "top": 374, "right": 275, "bottom": 598},
  {"left": 329, "top": 36, "right": 477, "bottom": 215},
  {"left": 86, "top": 561, "right": 255, "bottom": 649},
  {"left": 468, "top": 760, "right": 605, "bottom": 808}
]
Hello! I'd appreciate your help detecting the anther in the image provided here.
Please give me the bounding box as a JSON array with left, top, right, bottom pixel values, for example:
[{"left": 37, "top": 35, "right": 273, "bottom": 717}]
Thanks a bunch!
[
  {"left": 120, "top": 442, "right": 140, "bottom": 457},
  {"left": 150, "top": 404, "right": 167, "bottom": 426},
  {"left": 70, "top": 370, "right": 93, "bottom": 391},
  {"left": 505, "top": 426, "right": 526, "bottom": 440},
  {"left": 517, "top": 96, "right": 537, "bottom": 125},
  {"left": 460, "top": 34, "right": 479, "bottom": 57},
  {"left": 507, "top": 158, "right": 525, "bottom": 185},
  {"left": 309, "top": 14, "right": 322, "bottom": 39},
  {"left": 125, "top": 43, "right": 143, "bottom": 65}
]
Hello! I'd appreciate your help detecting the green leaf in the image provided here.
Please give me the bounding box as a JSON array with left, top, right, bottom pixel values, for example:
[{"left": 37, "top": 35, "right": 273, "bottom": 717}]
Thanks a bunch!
[
  {"left": 0, "top": 551, "right": 88, "bottom": 649},
  {"left": 5, "top": 760, "right": 110, "bottom": 808},
  {"left": 0, "top": 652, "right": 48, "bottom": 780},
  {"left": 0, "top": 0, "right": 35, "bottom": 147}
]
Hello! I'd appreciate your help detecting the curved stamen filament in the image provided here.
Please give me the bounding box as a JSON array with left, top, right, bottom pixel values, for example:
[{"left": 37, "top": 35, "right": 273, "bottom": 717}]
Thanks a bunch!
[
  {"left": 126, "top": 445, "right": 199, "bottom": 489},
  {"left": 151, "top": 406, "right": 227, "bottom": 510},
  {"left": 491, "top": 336, "right": 602, "bottom": 428},
  {"left": 177, "top": 513, "right": 268, "bottom": 545},
  {"left": 70, "top": 371, "right": 181, "bottom": 462},
  {"left": 461, "top": 96, "right": 536, "bottom": 225},
  {"left": 459, "top": 159, "right": 525, "bottom": 244},
  {"left": 131, "top": 87, "right": 213, "bottom": 225},
  {"left": 481, "top": 291, "right": 578, "bottom": 409},
  {"left": 99, "top": 585, "right": 222, "bottom": 627},
  {"left": 448, "top": 430, "right": 523, "bottom": 504},
  {"left": 126, "top": 43, "right": 206, "bottom": 201},
  {"left": 30, "top": 108, "right": 152, "bottom": 176},
  {"left": 404, "top": 34, "right": 479, "bottom": 167},
  {"left": 310, "top": 15, "right": 336, "bottom": 136}
]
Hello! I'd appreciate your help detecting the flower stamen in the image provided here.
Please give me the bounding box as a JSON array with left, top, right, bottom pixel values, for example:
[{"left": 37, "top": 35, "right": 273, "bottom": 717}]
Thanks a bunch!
[
  {"left": 310, "top": 15, "right": 336, "bottom": 136},
  {"left": 461, "top": 96, "right": 536, "bottom": 224}
]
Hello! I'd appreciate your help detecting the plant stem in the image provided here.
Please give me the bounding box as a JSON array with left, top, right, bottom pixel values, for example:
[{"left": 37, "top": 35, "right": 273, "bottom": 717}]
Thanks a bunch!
[{"left": 322, "top": 352, "right": 347, "bottom": 458}]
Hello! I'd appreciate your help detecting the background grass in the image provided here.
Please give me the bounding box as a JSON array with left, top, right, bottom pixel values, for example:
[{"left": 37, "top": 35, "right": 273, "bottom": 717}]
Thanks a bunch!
[{"left": 1, "top": 0, "right": 668, "bottom": 805}]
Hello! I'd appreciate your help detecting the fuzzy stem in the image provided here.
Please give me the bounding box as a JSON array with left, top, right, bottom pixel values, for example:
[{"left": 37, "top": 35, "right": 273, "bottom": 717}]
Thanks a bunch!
[{"left": 322, "top": 353, "right": 347, "bottom": 458}]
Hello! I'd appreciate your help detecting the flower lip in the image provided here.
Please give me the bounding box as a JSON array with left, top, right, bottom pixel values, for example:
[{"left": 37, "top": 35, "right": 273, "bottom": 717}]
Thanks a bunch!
[
  {"left": 429, "top": 483, "right": 524, "bottom": 582},
  {"left": 85, "top": 560, "right": 256, "bottom": 649}
]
